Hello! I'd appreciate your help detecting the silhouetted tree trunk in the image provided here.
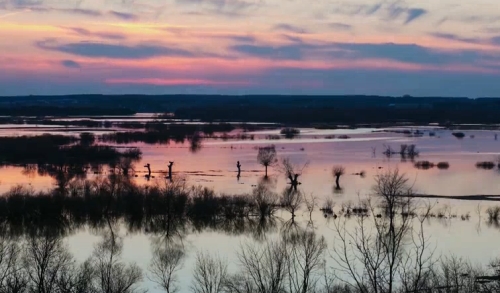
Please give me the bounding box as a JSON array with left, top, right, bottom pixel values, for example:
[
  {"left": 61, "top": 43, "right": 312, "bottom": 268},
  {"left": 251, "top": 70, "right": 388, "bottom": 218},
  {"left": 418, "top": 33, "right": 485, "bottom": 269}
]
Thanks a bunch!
[
  {"left": 335, "top": 175, "right": 340, "bottom": 189},
  {"left": 168, "top": 162, "right": 174, "bottom": 181}
]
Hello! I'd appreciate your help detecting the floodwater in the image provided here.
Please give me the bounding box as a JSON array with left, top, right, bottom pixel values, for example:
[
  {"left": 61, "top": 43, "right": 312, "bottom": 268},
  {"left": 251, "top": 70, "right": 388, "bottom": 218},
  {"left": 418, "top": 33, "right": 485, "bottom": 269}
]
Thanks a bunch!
[{"left": 2, "top": 120, "right": 500, "bottom": 291}]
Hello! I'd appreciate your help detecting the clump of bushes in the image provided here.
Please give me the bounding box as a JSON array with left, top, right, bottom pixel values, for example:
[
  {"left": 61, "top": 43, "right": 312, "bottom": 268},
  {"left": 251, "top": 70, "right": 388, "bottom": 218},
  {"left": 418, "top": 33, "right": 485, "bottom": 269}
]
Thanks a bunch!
[
  {"left": 79, "top": 132, "right": 96, "bottom": 146},
  {"left": 280, "top": 128, "right": 300, "bottom": 138},
  {"left": 476, "top": 161, "right": 495, "bottom": 170},
  {"left": 452, "top": 132, "right": 465, "bottom": 138},
  {"left": 436, "top": 162, "right": 450, "bottom": 169},
  {"left": 338, "top": 135, "right": 350, "bottom": 139},
  {"left": 487, "top": 206, "right": 500, "bottom": 221},
  {"left": 414, "top": 161, "right": 434, "bottom": 170}
]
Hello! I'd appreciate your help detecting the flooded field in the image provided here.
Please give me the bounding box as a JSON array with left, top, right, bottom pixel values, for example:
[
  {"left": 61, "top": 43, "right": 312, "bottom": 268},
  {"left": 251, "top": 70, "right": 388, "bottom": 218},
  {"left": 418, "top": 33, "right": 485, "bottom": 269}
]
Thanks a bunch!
[{"left": 2, "top": 116, "right": 500, "bottom": 292}]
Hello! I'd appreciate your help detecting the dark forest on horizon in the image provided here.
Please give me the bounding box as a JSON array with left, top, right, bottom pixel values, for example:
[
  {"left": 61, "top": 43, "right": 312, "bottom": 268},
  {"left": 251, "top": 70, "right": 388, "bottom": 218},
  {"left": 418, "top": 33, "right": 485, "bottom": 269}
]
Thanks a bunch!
[{"left": 2, "top": 94, "right": 500, "bottom": 124}]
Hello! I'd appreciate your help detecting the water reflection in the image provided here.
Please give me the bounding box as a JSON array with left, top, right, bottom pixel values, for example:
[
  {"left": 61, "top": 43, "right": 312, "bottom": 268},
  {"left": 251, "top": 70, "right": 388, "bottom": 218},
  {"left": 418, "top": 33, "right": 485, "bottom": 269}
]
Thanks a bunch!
[
  {"left": 0, "top": 177, "right": 286, "bottom": 241},
  {"left": 189, "top": 131, "right": 203, "bottom": 153}
]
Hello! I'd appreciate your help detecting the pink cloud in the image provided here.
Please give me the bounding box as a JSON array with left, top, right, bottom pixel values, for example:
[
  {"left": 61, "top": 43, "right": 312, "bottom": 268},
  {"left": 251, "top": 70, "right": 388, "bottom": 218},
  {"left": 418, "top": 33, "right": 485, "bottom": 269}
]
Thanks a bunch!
[{"left": 105, "top": 78, "right": 254, "bottom": 86}]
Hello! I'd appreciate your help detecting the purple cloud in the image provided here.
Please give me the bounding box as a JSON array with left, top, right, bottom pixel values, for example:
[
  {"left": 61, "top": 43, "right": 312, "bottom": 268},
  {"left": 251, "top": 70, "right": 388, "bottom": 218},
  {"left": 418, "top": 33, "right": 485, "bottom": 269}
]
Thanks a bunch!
[
  {"left": 36, "top": 40, "right": 209, "bottom": 59},
  {"left": 61, "top": 60, "right": 81, "bottom": 69},
  {"left": 273, "top": 24, "right": 308, "bottom": 34},
  {"left": 405, "top": 8, "right": 427, "bottom": 24},
  {"left": 108, "top": 10, "right": 139, "bottom": 21}
]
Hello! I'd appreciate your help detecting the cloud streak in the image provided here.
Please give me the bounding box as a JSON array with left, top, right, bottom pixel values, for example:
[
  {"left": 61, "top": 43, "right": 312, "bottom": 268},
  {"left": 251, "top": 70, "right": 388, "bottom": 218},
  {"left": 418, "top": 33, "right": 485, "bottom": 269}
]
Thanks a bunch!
[
  {"left": 273, "top": 24, "right": 308, "bottom": 34},
  {"left": 106, "top": 78, "right": 253, "bottom": 86},
  {"left": 36, "top": 40, "right": 198, "bottom": 59},
  {"left": 329, "top": 22, "right": 352, "bottom": 31},
  {"left": 108, "top": 10, "right": 138, "bottom": 21},
  {"left": 404, "top": 8, "right": 427, "bottom": 24},
  {"left": 63, "top": 27, "right": 127, "bottom": 40},
  {"left": 230, "top": 44, "right": 304, "bottom": 60},
  {"left": 333, "top": 1, "right": 427, "bottom": 25}
]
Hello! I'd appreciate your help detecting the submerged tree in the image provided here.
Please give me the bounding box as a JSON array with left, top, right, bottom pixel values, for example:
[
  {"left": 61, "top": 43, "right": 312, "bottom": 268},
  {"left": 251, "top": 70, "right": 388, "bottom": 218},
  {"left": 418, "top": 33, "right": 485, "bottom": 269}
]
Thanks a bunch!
[
  {"left": 332, "top": 166, "right": 345, "bottom": 190},
  {"left": 257, "top": 145, "right": 278, "bottom": 178},
  {"left": 119, "top": 157, "right": 134, "bottom": 177},
  {"left": 280, "top": 188, "right": 304, "bottom": 221},
  {"left": 279, "top": 158, "right": 308, "bottom": 190},
  {"left": 250, "top": 183, "right": 279, "bottom": 218}
]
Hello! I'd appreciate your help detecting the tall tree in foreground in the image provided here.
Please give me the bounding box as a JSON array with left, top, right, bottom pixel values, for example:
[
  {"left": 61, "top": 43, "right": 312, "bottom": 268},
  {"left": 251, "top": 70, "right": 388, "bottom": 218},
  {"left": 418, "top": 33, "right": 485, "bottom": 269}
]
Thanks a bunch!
[
  {"left": 331, "top": 169, "right": 434, "bottom": 293},
  {"left": 224, "top": 230, "right": 326, "bottom": 293},
  {"left": 149, "top": 245, "right": 185, "bottom": 293},
  {"left": 90, "top": 220, "right": 144, "bottom": 293},
  {"left": 191, "top": 251, "right": 228, "bottom": 293},
  {"left": 257, "top": 145, "right": 278, "bottom": 178},
  {"left": 23, "top": 235, "right": 74, "bottom": 293}
]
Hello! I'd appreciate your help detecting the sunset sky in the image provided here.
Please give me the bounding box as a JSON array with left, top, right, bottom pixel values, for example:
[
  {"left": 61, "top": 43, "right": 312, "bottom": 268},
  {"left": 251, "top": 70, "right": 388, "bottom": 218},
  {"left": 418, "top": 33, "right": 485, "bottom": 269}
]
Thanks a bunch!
[{"left": 1, "top": 0, "right": 500, "bottom": 96}]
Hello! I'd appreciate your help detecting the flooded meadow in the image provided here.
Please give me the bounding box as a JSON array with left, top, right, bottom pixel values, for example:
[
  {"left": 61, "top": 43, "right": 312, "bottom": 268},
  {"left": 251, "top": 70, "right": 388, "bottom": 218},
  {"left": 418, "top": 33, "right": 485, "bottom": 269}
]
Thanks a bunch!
[{"left": 2, "top": 116, "right": 500, "bottom": 292}]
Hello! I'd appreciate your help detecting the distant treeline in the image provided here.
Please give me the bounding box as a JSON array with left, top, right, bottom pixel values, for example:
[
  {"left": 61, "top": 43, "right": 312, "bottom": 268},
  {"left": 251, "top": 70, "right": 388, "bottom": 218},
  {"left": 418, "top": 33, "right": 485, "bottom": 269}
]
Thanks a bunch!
[
  {"left": 100, "top": 123, "right": 236, "bottom": 144},
  {"left": 5, "top": 95, "right": 500, "bottom": 124},
  {"left": 0, "top": 105, "right": 135, "bottom": 116},
  {"left": 0, "top": 134, "right": 141, "bottom": 166},
  {"left": 175, "top": 103, "right": 500, "bottom": 124}
]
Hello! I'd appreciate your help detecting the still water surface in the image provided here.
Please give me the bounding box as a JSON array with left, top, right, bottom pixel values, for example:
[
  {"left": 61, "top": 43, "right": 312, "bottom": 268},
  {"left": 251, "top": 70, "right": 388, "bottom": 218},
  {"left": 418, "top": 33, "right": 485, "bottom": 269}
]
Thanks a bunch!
[{"left": 2, "top": 124, "right": 500, "bottom": 291}]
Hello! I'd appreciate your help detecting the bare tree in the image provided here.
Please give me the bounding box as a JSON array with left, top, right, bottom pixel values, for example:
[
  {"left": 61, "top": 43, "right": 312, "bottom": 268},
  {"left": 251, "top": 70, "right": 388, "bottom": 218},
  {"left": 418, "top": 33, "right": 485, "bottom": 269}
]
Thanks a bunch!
[
  {"left": 0, "top": 237, "right": 26, "bottom": 293},
  {"left": 119, "top": 158, "right": 134, "bottom": 177},
  {"left": 22, "top": 235, "right": 75, "bottom": 293},
  {"left": 191, "top": 251, "right": 228, "bottom": 293},
  {"left": 332, "top": 166, "right": 345, "bottom": 190},
  {"left": 257, "top": 146, "right": 278, "bottom": 178},
  {"left": 279, "top": 158, "right": 309, "bottom": 190},
  {"left": 284, "top": 231, "right": 327, "bottom": 293},
  {"left": 428, "top": 256, "right": 483, "bottom": 293},
  {"left": 226, "top": 239, "right": 288, "bottom": 293},
  {"left": 280, "top": 188, "right": 304, "bottom": 220},
  {"left": 55, "top": 259, "right": 97, "bottom": 293},
  {"left": 331, "top": 169, "right": 433, "bottom": 293},
  {"left": 149, "top": 246, "right": 185, "bottom": 293},
  {"left": 90, "top": 221, "right": 144, "bottom": 293},
  {"left": 250, "top": 183, "right": 279, "bottom": 218},
  {"left": 304, "top": 194, "right": 318, "bottom": 225}
]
